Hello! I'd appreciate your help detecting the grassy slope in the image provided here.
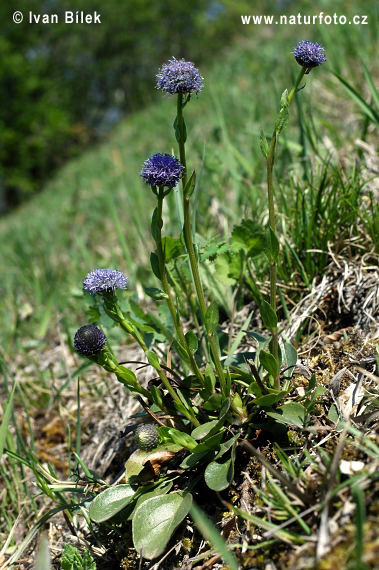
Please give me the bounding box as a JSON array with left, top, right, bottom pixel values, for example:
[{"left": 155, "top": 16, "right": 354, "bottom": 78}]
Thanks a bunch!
[
  {"left": 0, "top": 0, "right": 376, "bottom": 352},
  {"left": 0, "top": 1, "right": 378, "bottom": 566}
]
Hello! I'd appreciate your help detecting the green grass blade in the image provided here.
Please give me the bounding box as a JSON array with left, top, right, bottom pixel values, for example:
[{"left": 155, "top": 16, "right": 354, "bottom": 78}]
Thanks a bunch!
[
  {"left": 361, "top": 59, "right": 379, "bottom": 109},
  {"left": 225, "top": 310, "right": 254, "bottom": 367},
  {"left": 0, "top": 383, "right": 15, "bottom": 457},
  {"left": 331, "top": 71, "right": 379, "bottom": 124},
  {"left": 190, "top": 503, "right": 239, "bottom": 570},
  {"left": 75, "top": 377, "right": 82, "bottom": 469},
  {"left": 5, "top": 506, "right": 67, "bottom": 567},
  {"left": 351, "top": 483, "right": 366, "bottom": 570},
  {"left": 34, "top": 534, "right": 52, "bottom": 570},
  {"left": 233, "top": 506, "right": 304, "bottom": 544},
  {"left": 106, "top": 192, "right": 134, "bottom": 270}
]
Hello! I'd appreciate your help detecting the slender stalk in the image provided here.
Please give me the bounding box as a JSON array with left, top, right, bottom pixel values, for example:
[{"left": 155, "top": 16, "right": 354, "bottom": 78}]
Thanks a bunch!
[
  {"left": 174, "top": 260, "right": 202, "bottom": 337},
  {"left": 153, "top": 361, "right": 200, "bottom": 427},
  {"left": 176, "top": 94, "right": 227, "bottom": 394},
  {"left": 118, "top": 314, "right": 148, "bottom": 352},
  {"left": 100, "top": 303, "right": 195, "bottom": 412},
  {"left": 155, "top": 188, "right": 204, "bottom": 384},
  {"left": 287, "top": 69, "right": 307, "bottom": 107},
  {"left": 115, "top": 369, "right": 152, "bottom": 400},
  {"left": 103, "top": 294, "right": 148, "bottom": 352},
  {"left": 103, "top": 356, "right": 152, "bottom": 401},
  {"left": 266, "top": 67, "right": 306, "bottom": 388}
]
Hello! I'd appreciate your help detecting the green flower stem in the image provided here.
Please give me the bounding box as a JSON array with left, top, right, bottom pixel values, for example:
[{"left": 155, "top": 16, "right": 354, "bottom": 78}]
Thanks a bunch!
[
  {"left": 99, "top": 353, "right": 152, "bottom": 401},
  {"left": 266, "top": 67, "right": 306, "bottom": 388},
  {"left": 102, "top": 351, "right": 194, "bottom": 425},
  {"left": 287, "top": 68, "right": 307, "bottom": 107},
  {"left": 152, "top": 359, "right": 200, "bottom": 427},
  {"left": 176, "top": 94, "right": 227, "bottom": 394},
  {"left": 155, "top": 188, "right": 205, "bottom": 384},
  {"left": 102, "top": 293, "right": 148, "bottom": 352},
  {"left": 115, "top": 368, "right": 152, "bottom": 400},
  {"left": 174, "top": 261, "right": 202, "bottom": 336}
]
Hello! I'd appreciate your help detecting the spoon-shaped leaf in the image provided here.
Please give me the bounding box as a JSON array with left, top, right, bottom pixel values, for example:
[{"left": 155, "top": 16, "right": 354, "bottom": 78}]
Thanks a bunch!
[
  {"left": 89, "top": 485, "right": 135, "bottom": 523},
  {"left": 132, "top": 492, "right": 192, "bottom": 559}
]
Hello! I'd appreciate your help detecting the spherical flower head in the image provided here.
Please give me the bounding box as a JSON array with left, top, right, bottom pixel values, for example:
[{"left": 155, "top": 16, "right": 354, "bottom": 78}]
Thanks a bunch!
[
  {"left": 293, "top": 41, "right": 326, "bottom": 69},
  {"left": 83, "top": 269, "right": 128, "bottom": 295},
  {"left": 156, "top": 57, "right": 203, "bottom": 95},
  {"left": 74, "top": 325, "right": 106, "bottom": 356},
  {"left": 140, "top": 153, "right": 184, "bottom": 189},
  {"left": 134, "top": 424, "right": 159, "bottom": 451}
]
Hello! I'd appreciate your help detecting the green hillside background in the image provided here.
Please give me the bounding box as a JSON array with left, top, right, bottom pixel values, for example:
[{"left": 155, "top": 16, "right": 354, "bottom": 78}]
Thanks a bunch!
[{"left": 0, "top": 0, "right": 377, "bottom": 353}]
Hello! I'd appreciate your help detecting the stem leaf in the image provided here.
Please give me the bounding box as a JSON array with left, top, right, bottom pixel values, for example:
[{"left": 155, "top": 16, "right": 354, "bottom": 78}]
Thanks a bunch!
[
  {"left": 146, "top": 350, "right": 160, "bottom": 370},
  {"left": 150, "top": 252, "right": 161, "bottom": 280},
  {"left": 205, "top": 301, "right": 219, "bottom": 335},
  {"left": 185, "top": 330, "right": 198, "bottom": 354},
  {"left": 173, "top": 116, "right": 187, "bottom": 143},
  {"left": 275, "top": 89, "right": 289, "bottom": 136},
  {"left": 144, "top": 287, "right": 167, "bottom": 301},
  {"left": 259, "top": 350, "right": 279, "bottom": 378},
  {"left": 259, "top": 130, "right": 269, "bottom": 158},
  {"left": 151, "top": 207, "right": 161, "bottom": 245},
  {"left": 150, "top": 386, "right": 164, "bottom": 408},
  {"left": 184, "top": 170, "right": 196, "bottom": 199},
  {"left": 260, "top": 300, "right": 277, "bottom": 332},
  {"left": 266, "top": 227, "right": 280, "bottom": 261}
]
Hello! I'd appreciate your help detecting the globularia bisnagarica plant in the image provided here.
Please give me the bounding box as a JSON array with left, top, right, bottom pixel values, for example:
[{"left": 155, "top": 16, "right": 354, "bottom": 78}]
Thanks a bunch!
[{"left": 72, "top": 43, "right": 326, "bottom": 561}]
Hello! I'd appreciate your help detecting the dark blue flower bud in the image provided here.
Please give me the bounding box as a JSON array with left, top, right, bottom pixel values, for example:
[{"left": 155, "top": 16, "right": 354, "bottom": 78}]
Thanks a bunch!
[{"left": 74, "top": 325, "right": 106, "bottom": 356}]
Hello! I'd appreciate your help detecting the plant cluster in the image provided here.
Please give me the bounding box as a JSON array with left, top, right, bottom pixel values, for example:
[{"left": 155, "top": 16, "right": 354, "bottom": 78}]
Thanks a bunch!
[{"left": 67, "top": 44, "right": 332, "bottom": 562}]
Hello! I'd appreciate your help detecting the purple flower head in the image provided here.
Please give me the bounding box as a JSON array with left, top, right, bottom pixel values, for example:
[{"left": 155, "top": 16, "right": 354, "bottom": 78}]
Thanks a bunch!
[
  {"left": 293, "top": 41, "right": 326, "bottom": 69},
  {"left": 141, "top": 153, "right": 184, "bottom": 189},
  {"left": 83, "top": 269, "right": 128, "bottom": 295},
  {"left": 156, "top": 57, "right": 203, "bottom": 95},
  {"left": 74, "top": 325, "right": 106, "bottom": 356}
]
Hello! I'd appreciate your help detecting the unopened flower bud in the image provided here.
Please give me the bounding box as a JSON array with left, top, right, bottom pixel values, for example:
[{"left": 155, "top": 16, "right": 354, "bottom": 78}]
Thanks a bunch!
[
  {"left": 134, "top": 424, "right": 159, "bottom": 451},
  {"left": 74, "top": 325, "right": 106, "bottom": 356}
]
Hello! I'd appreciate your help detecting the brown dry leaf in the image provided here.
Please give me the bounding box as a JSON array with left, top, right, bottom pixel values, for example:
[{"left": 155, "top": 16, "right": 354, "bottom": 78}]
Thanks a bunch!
[
  {"left": 142, "top": 450, "right": 177, "bottom": 476},
  {"left": 323, "top": 327, "right": 354, "bottom": 344}
]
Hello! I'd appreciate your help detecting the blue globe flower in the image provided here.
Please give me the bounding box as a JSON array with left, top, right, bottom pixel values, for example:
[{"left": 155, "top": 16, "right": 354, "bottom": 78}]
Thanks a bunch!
[
  {"left": 83, "top": 269, "right": 128, "bottom": 295},
  {"left": 141, "top": 153, "right": 184, "bottom": 189},
  {"left": 156, "top": 57, "right": 203, "bottom": 95},
  {"left": 293, "top": 41, "right": 326, "bottom": 69},
  {"left": 74, "top": 325, "right": 106, "bottom": 356}
]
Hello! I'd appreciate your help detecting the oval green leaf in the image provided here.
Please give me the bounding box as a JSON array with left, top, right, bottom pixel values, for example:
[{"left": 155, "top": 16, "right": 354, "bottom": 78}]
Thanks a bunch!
[
  {"left": 132, "top": 492, "right": 192, "bottom": 560},
  {"left": 267, "top": 402, "right": 306, "bottom": 428},
  {"left": 89, "top": 484, "right": 135, "bottom": 523},
  {"left": 185, "top": 330, "right": 198, "bottom": 354},
  {"left": 259, "top": 300, "right": 277, "bottom": 332},
  {"left": 204, "top": 457, "right": 234, "bottom": 491},
  {"left": 254, "top": 391, "right": 287, "bottom": 407},
  {"left": 191, "top": 420, "right": 219, "bottom": 440},
  {"left": 167, "top": 427, "right": 197, "bottom": 451},
  {"left": 205, "top": 301, "right": 219, "bottom": 334},
  {"left": 259, "top": 350, "right": 279, "bottom": 378}
]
